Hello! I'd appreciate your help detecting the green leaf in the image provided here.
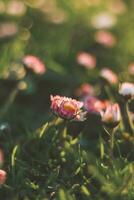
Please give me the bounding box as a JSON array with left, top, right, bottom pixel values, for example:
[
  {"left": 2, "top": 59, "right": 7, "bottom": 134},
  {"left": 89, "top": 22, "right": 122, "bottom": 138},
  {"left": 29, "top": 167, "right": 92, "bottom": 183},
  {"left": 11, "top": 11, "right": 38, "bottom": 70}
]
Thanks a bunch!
[
  {"left": 11, "top": 145, "right": 19, "bottom": 167},
  {"left": 81, "top": 185, "right": 91, "bottom": 196},
  {"left": 58, "top": 189, "right": 75, "bottom": 200},
  {"left": 39, "top": 122, "right": 49, "bottom": 138}
]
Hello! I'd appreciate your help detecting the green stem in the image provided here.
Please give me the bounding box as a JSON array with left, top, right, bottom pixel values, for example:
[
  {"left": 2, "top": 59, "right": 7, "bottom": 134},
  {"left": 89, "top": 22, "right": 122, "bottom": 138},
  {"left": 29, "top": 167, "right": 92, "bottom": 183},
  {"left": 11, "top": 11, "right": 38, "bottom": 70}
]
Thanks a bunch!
[
  {"left": 78, "top": 143, "right": 83, "bottom": 176},
  {"left": 109, "top": 129, "right": 114, "bottom": 160},
  {"left": 104, "top": 127, "right": 115, "bottom": 161},
  {"left": 117, "top": 174, "right": 132, "bottom": 195},
  {"left": 99, "top": 135, "right": 105, "bottom": 159},
  {"left": 126, "top": 102, "right": 134, "bottom": 135}
]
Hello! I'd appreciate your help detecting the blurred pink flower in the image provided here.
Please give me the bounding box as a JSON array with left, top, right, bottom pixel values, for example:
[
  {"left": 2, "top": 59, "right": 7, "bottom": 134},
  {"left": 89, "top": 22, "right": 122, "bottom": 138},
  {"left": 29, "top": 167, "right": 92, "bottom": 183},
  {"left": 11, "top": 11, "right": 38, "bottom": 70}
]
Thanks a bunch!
[
  {"left": 22, "top": 55, "right": 46, "bottom": 75},
  {"left": 77, "top": 52, "right": 96, "bottom": 69},
  {"left": 128, "top": 63, "right": 134, "bottom": 75},
  {"left": 100, "top": 103, "right": 121, "bottom": 128},
  {"left": 75, "top": 83, "right": 95, "bottom": 97},
  {"left": 6, "top": 0, "right": 27, "bottom": 16},
  {"left": 0, "top": 22, "right": 18, "bottom": 39},
  {"left": 50, "top": 95, "right": 85, "bottom": 121},
  {"left": 108, "top": 0, "right": 126, "bottom": 15},
  {"left": 100, "top": 68, "right": 118, "bottom": 85},
  {"left": 119, "top": 82, "right": 134, "bottom": 100},
  {"left": 95, "top": 30, "right": 116, "bottom": 47},
  {"left": 84, "top": 96, "right": 110, "bottom": 114},
  {"left": 0, "top": 170, "right": 6, "bottom": 185}
]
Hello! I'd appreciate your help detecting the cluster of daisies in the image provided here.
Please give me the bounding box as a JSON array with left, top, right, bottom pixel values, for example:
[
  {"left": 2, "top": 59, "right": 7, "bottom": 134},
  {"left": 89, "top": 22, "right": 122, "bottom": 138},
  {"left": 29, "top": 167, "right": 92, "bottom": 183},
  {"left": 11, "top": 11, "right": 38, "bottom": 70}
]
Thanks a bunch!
[
  {"left": 50, "top": 82, "right": 134, "bottom": 130},
  {"left": 19, "top": 52, "right": 134, "bottom": 130},
  {"left": 48, "top": 49, "right": 134, "bottom": 127}
]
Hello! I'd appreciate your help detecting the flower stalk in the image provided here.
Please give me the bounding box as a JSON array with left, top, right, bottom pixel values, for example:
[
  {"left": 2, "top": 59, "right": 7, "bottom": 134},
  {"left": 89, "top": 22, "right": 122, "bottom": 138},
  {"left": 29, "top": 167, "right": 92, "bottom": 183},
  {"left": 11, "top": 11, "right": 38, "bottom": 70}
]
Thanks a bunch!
[
  {"left": 121, "top": 101, "right": 134, "bottom": 135},
  {"left": 109, "top": 128, "right": 115, "bottom": 160}
]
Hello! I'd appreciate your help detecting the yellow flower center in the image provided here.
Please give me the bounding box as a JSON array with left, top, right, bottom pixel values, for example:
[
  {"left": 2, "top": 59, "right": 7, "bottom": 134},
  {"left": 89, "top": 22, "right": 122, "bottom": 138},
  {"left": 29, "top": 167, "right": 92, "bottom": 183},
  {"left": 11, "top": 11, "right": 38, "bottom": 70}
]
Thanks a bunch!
[{"left": 63, "top": 103, "right": 76, "bottom": 113}]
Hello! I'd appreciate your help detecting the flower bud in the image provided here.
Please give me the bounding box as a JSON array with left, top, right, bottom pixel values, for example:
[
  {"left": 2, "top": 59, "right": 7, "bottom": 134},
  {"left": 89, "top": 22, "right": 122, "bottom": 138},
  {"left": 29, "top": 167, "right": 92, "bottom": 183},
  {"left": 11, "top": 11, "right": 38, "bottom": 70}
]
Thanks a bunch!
[{"left": 100, "top": 103, "right": 121, "bottom": 128}]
